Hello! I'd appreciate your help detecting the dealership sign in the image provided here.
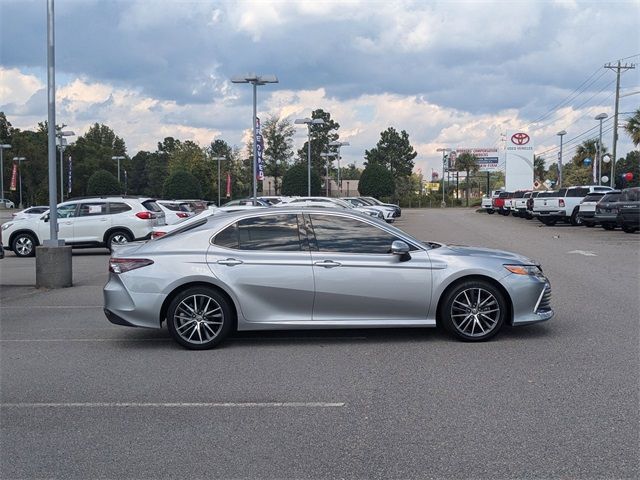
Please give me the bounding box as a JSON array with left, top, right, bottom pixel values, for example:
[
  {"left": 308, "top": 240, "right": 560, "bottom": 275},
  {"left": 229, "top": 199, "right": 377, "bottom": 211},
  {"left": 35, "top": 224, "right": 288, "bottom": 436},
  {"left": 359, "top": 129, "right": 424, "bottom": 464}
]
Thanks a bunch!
[
  {"left": 505, "top": 131, "right": 534, "bottom": 191},
  {"left": 450, "top": 148, "right": 500, "bottom": 172}
]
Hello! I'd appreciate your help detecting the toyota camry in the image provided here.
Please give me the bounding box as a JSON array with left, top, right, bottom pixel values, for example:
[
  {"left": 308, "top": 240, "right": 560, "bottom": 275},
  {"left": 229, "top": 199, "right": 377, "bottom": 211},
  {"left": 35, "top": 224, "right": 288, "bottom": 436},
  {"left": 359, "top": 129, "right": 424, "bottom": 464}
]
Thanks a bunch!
[{"left": 104, "top": 207, "right": 553, "bottom": 349}]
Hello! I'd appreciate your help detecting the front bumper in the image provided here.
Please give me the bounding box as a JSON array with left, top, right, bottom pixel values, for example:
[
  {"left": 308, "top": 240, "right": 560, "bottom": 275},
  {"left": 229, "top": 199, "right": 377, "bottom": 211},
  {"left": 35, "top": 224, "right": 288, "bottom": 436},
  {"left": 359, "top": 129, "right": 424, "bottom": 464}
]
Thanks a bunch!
[{"left": 505, "top": 274, "right": 554, "bottom": 326}]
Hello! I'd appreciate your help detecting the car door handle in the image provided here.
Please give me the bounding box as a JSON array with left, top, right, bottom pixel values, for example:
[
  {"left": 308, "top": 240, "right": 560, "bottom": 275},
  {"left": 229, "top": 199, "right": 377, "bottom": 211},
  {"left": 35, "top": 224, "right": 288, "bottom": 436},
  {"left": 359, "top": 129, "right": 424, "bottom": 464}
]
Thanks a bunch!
[
  {"left": 314, "top": 260, "right": 342, "bottom": 268},
  {"left": 217, "top": 258, "right": 243, "bottom": 266}
]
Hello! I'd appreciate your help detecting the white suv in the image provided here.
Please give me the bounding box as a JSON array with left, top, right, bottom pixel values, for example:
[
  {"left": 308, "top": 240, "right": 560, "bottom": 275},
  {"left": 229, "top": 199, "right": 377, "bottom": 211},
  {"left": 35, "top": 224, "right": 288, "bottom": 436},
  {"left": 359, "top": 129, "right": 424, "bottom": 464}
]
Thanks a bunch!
[{"left": 1, "top": 197, "right": 165, "bottom": 257}]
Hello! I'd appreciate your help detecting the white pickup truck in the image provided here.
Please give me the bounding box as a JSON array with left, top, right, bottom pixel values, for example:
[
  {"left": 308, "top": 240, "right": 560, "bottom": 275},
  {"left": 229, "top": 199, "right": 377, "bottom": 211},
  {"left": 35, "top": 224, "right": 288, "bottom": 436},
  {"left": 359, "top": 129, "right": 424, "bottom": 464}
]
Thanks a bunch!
[
  {"left": 533, "top": 185, "right": 613, "bottom": 226},
  {"left": 481, "top": 190, "right": 502, "bottom": 214}
]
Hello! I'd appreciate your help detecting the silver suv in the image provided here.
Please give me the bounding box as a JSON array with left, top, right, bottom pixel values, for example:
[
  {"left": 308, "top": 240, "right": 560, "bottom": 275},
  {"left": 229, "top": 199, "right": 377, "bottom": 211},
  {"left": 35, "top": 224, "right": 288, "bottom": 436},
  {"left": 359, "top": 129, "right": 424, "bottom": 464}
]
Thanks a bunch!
[{"left": 1, "top": 196, "right": 165, "bottom": 257}]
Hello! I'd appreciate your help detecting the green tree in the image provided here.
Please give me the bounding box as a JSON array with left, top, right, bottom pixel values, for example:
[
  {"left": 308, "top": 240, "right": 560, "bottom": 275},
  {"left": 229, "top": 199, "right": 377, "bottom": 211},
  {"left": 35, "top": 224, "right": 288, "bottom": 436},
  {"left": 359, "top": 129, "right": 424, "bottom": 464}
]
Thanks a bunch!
[
  {"left": 128, "top": 150, "right": 151, "bottom": 196},
  {"left": 86, "top": 169, "right": 121, "bottom": 195},
  {"left": 454, "top": 152, "right": 480, "bottom": 206},
  {"left": 358, "top": 163, "right": 394, "bottom": 198},
  {"left": 167, "top": 140, "right": 213, "bottom": 199},
  {"left": 281, "top": 163, "right": 321, "bottom": 196},
  {"left": 263, "top": 116, "right": 295, "bottom": 194},
  {"left": 163, "top": 170, "right": 203, "bottom": 199},
  {"left": 534, "top": 155, "right": 545, "bottom": 181},
  {"left": 624, "top": 108, "right": 640, "bottom": 147},
  {"left": 341, "top": 163, "right": 362, "bottom": 180},
  {"left": 364, "top": 127, "right": 417, "bottom": 178},
  {"left": 296, "top": 109, "right": 340, "bottom": 178}
]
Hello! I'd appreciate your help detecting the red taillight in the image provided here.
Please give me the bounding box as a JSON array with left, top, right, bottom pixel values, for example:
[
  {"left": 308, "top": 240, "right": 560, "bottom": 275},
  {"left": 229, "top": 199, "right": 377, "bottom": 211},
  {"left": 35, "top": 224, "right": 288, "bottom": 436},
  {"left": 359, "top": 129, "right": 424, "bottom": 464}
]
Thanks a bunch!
[
  {"left": 176, "top": 212, "right": 189, "bottom": 218},
  {"left": 559, "top": 199, "right": 565, "bottom": 207},
  {"left": 135, "top": 211, "right": 156, "bottom": 220},
  {"left": 109, "top": 258, "right": 154, "bottom": 274},
  {"left": 151, "top": 231, "right": 166, "bottom": 240}
]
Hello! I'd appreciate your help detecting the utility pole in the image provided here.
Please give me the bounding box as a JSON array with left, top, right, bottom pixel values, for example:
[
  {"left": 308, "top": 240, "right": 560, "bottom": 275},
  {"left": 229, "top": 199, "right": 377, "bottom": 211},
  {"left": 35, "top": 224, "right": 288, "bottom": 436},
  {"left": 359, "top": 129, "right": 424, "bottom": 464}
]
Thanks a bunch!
[{"left": 605, "top": 61, "right": 635, "bottom": 187}]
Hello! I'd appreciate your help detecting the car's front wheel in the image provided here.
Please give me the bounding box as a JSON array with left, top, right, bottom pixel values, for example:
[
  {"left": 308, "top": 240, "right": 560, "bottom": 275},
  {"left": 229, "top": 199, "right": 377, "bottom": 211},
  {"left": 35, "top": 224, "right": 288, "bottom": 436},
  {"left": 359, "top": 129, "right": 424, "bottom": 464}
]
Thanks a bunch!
[
  {"left": 12, "top": 232, "right": 37, "bottom": 257},
  {"left": 441, "top": 280, "right": 507, "bottom": 341},
  {"left": 106, "top": 230, "right": 132, "bottom": 251},
  {"left": 166, "top": 287, "right": 234, "bottom": 349}
]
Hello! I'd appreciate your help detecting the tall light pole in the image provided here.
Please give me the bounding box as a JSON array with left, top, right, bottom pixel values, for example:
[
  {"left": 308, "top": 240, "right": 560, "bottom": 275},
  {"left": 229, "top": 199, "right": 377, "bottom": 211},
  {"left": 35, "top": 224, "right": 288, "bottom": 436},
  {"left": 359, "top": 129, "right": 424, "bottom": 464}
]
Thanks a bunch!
[
  {"left": 211, "top": 156, "right": 226, "bottom": 206},
  {"left": 111, "top": 156, "right": 125, "bottom": 185},
  {"left": 0, "top": 144, "right": 11, "bottom": 204},
  {"left": 13, "top": 157, "right": 27, "bottom": 208},
  {"left": 320, "top": 151, "right": 337, "bottom": 196},
  {"left": 556, "top": 130, "right": 566, "bottom": 188},
  {"left": 437, "top": 148, "right": 450, "bottom": 207},
  {"left": 56, "top": 129, "right": 74, "bottom": 201},
  {"left": 231, "top": 73, "right": 278, "bottom": 201},
  {"left": 328, "top": 140, "right": 350, "bottom": 196},
  {"left": 595, "top": 113, "right": 608, "bottom": 186},
  {"left": 295, "top": 117, "right": 325, "bottom": 196}
]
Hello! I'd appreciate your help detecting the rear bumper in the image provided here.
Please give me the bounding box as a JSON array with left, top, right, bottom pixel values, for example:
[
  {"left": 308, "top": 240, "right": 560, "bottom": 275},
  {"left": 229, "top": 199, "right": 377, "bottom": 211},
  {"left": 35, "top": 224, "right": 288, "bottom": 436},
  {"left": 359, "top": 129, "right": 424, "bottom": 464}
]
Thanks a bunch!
[{"left": 534, "top": 210, "right": 564, "bottom": 217}]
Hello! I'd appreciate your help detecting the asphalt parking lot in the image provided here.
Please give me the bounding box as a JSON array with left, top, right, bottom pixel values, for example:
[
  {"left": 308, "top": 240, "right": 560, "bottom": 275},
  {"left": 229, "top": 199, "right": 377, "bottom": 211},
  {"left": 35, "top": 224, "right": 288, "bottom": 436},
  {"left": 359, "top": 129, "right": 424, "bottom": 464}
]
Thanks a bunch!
[{"left": 1, "top": 208, "right": 638, "bottom": 479}]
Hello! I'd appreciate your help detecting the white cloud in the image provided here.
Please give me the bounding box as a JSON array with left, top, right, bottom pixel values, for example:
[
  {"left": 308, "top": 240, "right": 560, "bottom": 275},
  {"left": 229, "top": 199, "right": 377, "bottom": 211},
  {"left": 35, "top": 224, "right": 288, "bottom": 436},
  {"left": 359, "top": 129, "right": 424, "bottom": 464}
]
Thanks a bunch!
[{"left": 0, "top": 68, "right": 43, "bottom": 106}]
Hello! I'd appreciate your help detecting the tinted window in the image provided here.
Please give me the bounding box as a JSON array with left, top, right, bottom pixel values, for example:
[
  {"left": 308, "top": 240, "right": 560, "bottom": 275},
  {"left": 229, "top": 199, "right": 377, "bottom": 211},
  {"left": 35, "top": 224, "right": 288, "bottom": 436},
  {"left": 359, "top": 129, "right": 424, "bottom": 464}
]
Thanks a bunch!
[
  {"left": 78, "top": 202, "right": 108, "bottom": 216},
  {"left": 498, "top": 192, "right": 509, "bottom": 198},
  {"left": 557, "top": 188, "right": 568, "bottom": 196},
  {"left": 159, "top": 202, "right": 182, "bottom": 211},
  {"left": 514, "top": 191, "right": 526, "bottom": 198},
  {"left": 310, "top": 214, "right": 406, "bottom": 254},
  {"left": 583, "top": 193, "right": 604, "bottom": 202},
  {"left": 109, "top": 202, "right": 132, "bottom": 214},
  {"left": 623, "top": 189, "right": 639, "bottom": 202},
  {"left": 142, "top": 200, "right": 162, "bottom": 212},
  {"left": 568, "top": 187, "right": 589, "bottom": 197},
  {"left": 601, "top": 193, "right": 621, "bottom": 203},
  {"left": 215, "top": 214, "right": 302, "bottom": 251},
  {"left": 56, "top": 204, "right": 77, "bottom": 218}
]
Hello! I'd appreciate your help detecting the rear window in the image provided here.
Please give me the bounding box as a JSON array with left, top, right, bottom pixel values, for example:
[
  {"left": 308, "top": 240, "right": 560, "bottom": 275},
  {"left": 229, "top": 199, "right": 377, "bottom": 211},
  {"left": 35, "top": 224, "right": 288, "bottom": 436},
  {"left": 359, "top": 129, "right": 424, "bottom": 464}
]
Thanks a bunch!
[
  {"left": 531, "top": 192, "right": 540, "bottom": 198},
  {"left": 142, "top": 200, "right": 162, "bottom": 212},
  {"left": 159, "top": 202, "right": 182, "bottom": 212},
  {"left": 513, "top": 191, "right": 526, "bottom": 198},
  {"left": 583, "top": 193, "right": 604, "bottom": 202},
  {"left": 600, "top": 192, "right": 621, "bottom": 203},
  {"left": 557, "top": 188, "right": 568, "bottom": 197},
  {"left": 537, "top": 192, "right": 555, "bottom": 198},
  {"left": 567, "top": 187, "right": 589, "bottom": 197},
  {"left": 498, "top": 192, "right": 509, "bottom": 198},
  {"left": 622, "top": 188, "right": 639, "bottom": 202}
]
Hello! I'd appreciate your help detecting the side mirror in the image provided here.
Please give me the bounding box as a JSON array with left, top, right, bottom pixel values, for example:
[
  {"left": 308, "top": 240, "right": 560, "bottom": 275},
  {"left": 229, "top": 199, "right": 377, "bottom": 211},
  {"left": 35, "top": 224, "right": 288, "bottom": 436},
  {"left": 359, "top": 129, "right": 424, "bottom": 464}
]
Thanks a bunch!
[
  {"left": 391, "top": 240, "right": 411, "bottom": 261},
  {"left": 42, "top": 213, "right": 50, "bottom": 223}
]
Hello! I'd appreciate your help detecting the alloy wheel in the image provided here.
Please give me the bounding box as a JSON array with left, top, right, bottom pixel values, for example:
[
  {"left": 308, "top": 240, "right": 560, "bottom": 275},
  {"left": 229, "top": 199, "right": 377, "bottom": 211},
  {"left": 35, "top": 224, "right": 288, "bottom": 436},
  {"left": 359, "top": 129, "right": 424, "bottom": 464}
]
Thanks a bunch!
[
  {"left": 15, "top": 236, "right": 34, "bottom": 256},
  {"left": 450, "top": 288, "right": 501, "bottom": 337},
  {"left": 110, "top": 234, "right": 129, "bottom": 246},
  {"left": 172, "top": 294, "right": 224, "bottom": 345}
]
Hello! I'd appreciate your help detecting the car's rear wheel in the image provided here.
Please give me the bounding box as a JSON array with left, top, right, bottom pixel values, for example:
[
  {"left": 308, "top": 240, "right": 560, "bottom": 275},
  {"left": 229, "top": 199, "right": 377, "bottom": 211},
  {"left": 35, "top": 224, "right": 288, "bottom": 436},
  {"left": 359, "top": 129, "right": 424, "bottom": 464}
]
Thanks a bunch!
[
  {"left": 167, "top": 287, "right": 233, "bottom": 349},
  {"left": 486, "top": 209, "right": 495, "bottom": 214},
  {"left": 570, "top": 208, "right": 582, "bottom": 226},
  {"left": 12, "top": 233, "right": 37, "bottom": 257},
  {"left": 441, "top": 280, "right": 506, "bottom": 341},
  {"left": 622, "top": 224, "right": 638, "bottom": 233},
  {"left": 106, "top": 230, "right": 132, "bottom": 251}
]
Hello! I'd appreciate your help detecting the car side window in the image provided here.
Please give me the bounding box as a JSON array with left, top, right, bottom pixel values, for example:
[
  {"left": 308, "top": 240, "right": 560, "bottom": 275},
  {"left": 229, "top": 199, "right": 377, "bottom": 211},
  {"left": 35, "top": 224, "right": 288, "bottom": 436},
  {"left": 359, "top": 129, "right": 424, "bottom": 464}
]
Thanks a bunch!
[
  {"left": 309, "top": 214, "right": 410, "bottom": 254},
  {"left": 214, "top": 214, "right": 303, "bottom": 251},
  {"left": 56, "top": 204, "right": 78, "bottom": 218},
  {"left": 78, "top": 202, "right": 108, "bottom": 216},
  {"left": 108, "top": 202, "right": 132, "bottom": 214}
]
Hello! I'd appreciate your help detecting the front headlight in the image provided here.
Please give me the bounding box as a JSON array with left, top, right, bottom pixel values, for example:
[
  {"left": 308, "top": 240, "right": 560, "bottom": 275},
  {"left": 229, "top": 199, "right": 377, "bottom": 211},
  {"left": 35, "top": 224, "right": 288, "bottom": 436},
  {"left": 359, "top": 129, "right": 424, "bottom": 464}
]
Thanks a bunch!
[{"left": 504, "top": 264, "right": 545, "bottom": 278}]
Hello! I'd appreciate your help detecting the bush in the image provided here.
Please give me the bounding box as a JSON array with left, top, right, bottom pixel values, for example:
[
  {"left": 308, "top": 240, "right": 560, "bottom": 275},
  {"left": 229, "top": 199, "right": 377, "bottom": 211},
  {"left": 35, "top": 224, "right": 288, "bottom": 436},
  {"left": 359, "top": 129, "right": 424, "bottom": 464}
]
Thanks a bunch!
[
  {"left": 86, "top": 170, "right": 121, "bottom": 196},
  {"left": 163, "top": 170, "right": 203, "bottom": 199},
  {"left": 358, "top": 163, "right": 394, "bottom": 198},
  {"left": 281, "top": 163, "right": 321, "bottom": 196}
]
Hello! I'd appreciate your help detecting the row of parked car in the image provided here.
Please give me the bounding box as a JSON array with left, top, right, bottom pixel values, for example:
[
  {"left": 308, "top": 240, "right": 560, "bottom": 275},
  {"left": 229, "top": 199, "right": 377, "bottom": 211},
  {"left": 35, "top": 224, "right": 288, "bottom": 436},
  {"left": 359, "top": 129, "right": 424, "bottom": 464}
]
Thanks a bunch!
[
  {"left": 0, "top": 195, "right": 401, "bottom": 258},
  {"left": 481, "top": 186, "right": 640, "bottom": 233}
]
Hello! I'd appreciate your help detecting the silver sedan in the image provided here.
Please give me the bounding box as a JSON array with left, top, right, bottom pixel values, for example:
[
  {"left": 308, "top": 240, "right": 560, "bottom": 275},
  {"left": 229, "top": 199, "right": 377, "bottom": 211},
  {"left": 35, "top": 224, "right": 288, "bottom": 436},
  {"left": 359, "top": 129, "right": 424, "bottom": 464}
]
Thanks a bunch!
[{"left": 104, "top": 207, "right": 553, "bottom": 349}]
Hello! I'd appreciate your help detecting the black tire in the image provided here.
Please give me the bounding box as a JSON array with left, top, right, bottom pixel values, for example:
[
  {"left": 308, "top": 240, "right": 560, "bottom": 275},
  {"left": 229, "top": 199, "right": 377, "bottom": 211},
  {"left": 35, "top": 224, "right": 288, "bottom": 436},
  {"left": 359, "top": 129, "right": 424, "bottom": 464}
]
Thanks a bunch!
[
  {"left": 525, "top": 212, "right": 533, "bottom": 220},
  {"left": 602, "top": 223, "right": 616, "bottom": 231},
  {"left": 11, "top": 232, "right": 37, "bottom": 257},
  {"left": 502, "top": 210, "right": 511, "bottom": 217},
  {"left": 166, "top": 286, "right": 234, "bottom": 350},
  {"left": 512, "top": 211, "right": 520, "bottom": 218},
  {"left": 622, "top": 224, "right": 638, "bottom": 233},
  {"left": 487, "top": 209, "right": 495, "bottom": 215},
  {"left": 440, "top": 279, "right": 507, "bottom": 342},
  {"left": 106, "top": 230, "right": 132, "bottom": 251},
  {"left": 585, "top": 222, "right": 595, "bottom": 228},
  {"left": 570, "top": 208, "right": 583, "bottom": 226}
]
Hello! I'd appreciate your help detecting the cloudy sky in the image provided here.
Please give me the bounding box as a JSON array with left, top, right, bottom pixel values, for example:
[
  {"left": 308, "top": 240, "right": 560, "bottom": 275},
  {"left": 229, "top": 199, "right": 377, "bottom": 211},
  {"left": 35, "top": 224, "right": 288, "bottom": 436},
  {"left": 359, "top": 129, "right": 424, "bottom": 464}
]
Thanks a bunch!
[{"left": 1, "top": 0, "right": 638, "bottom": 177}]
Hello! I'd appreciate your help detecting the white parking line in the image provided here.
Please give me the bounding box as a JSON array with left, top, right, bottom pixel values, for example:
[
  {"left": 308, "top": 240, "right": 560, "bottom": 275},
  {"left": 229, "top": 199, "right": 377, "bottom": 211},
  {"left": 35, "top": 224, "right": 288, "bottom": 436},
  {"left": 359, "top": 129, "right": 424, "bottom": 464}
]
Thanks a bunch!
[
  {"left": 568, "top": 250, "right": 598, "bottom": 256},
  {"left": 1, "top": 402, "right": 345, "bottom": 408},
  {"left": 0, "top": 338, "right": 169, "bottom": 342},
  {"left": 0, "top": 306, "right": 103, "bottom": 309}
]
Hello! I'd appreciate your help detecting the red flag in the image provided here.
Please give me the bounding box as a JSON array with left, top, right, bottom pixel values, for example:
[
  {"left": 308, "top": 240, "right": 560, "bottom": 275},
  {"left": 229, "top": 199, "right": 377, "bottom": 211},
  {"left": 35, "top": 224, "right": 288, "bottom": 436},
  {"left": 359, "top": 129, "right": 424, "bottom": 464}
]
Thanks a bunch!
[
  {"left": 225, "top": 172, "right": 231, "bottom": 198},
  {"left": 9, "top": 163, "right": 18, "bottom": 191}
]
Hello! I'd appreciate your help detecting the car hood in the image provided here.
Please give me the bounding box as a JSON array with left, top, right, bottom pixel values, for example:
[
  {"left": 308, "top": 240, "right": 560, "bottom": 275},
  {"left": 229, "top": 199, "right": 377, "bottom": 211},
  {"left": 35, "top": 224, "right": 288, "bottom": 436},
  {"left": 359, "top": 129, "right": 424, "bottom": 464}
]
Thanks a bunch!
[{"left": 437, "top": 245, "right": 537, "bottom": 265}]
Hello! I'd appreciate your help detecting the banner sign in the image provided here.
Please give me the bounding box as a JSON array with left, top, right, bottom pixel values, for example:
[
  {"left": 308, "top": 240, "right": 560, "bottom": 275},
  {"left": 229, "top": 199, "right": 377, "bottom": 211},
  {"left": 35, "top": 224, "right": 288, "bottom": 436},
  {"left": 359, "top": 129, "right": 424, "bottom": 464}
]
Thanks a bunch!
[
  {"left": 505, "top": 131, "right": 534, "bottom": 191},
  {"left": 255, "top": 117, "right": 265, "bottom": 181},
  {"left": 426, "top": 182, "right": 440, "bottom": 191},
  {"left": 450, "top": 148, "right": 500, "bottom": 172},
  {"left": 68, "top": 156, "right": 72, "bottom": 194},
  {"left": 226, "top": 172, "right": 231, "bottom": 198},
  {"left": 9, "top": 163, "right": 18, "bottom": 191}
]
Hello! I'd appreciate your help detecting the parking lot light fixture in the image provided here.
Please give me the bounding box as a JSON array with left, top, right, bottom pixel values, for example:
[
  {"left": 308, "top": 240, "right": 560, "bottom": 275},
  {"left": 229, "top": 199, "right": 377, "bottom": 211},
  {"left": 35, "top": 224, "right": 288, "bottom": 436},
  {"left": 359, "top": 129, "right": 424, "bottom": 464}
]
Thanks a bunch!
[
  {"left": 111, "top": 156, "right": 125, "bottom": 184},
  {"left": 56, "top": 130, "right": 74, "bottom": 201},
  {"left": 594, "top": 114, "right": 608, "bottom": 186},
  {"left": 320, "top": 152, "right": 338, "bottom": 196},
  {"left": 0, "top": 144, "right": 11, "bottom": 204},
  {"left": 231, "top": 73, "right": 279, "bottom": 200},
  {"left": 295, "top": 118, "right": 325, "bottom": 196},
  {"left": 211, "top": 156, "right": 227, "bottom": 206},
  {"left": 556, "top": 130, "right": 567, "bottom": 188},
  {"left": 328, "top": 141, "right": 350, "bottom": 196},
  {"left": 12, "top": 157, "right": 27, "bottom": 208},
  {"left": 436, "top": 148, "right": 450, "bottom": 207}
]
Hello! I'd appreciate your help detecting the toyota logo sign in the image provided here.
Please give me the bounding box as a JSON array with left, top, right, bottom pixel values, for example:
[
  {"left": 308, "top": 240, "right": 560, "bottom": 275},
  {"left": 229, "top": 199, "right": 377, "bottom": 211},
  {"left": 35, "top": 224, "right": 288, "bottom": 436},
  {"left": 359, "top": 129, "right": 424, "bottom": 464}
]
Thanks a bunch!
[{"left": 511, "top": 132, "right": 530, "bottom": 145}]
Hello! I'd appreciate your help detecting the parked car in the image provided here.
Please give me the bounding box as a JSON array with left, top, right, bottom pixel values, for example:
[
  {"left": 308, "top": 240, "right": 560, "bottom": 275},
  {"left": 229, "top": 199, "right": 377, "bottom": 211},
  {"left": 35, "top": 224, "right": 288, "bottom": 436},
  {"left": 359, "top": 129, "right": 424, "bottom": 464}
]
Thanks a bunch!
[
  {"left": 177, "top": 199, "right": 208, "bottom": 213},
  {"left": 481, "top": 190, "right": 502, "bottom": 214},
  {"left": 533, "top": 185, "right": 613, "bottom": 226},
  {"left": 492, "top": 191, "right": 513, "bottom": 215},
  {"left": 283, "top": 197, "right": 385, "bottom": 220},
  {"left": 157, "top": 200, "right": 194, "bottom": 225},
  {"left": 526, "top": 191, "right": 541, "bottom": 219},
  {"left": 1, "top": 196, "right": 165, "bottom": 257},
  {"left": 577, "top": 192, "right": 607, "bottom": 227},
  {"left": 343, "top": 197, "right": 396, "bottom": 222},
  {"left": 11, "top": 206, "right": 49, "bottom": 220},
  {"left": 512, "top": 191, "right": 531, "bottom": 218},
  {"left": 617, "top": 187, "right": 640, "bottom": 233},
  {"left": 361, "top": 197, "right": 401, "bottom": 217},
  {"left": 223, "top": 198, "right": 270, "bottom": 207},
  {"left": 594, "top": 190, "right": 622, "bottom": 230},
  {"left": 104, "top": 207, "right": 553, "bottom": 349},
  {"left": 0, "top": 198, "right": 15, "bottom": 208}
]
